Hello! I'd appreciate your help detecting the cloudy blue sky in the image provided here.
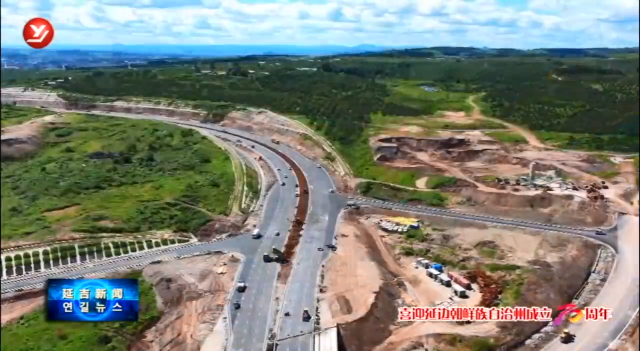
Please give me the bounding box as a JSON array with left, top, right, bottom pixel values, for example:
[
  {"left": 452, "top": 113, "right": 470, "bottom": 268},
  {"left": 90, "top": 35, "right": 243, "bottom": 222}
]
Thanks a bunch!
[{"left": 1, "top": 0, "right": 638, "bottom": 48}]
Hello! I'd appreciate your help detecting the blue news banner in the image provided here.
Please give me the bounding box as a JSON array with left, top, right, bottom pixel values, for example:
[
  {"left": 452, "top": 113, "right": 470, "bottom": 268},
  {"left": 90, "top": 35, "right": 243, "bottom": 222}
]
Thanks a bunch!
[{"left": 47, "top": 279, "right": 139, "bottom": 322}]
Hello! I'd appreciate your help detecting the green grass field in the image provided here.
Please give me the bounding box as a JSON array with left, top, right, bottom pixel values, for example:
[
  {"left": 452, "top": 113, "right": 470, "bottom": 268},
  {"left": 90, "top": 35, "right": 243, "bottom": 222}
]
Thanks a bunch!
[
  {"left": 1, "top": 271, "right": 159, "bottom": 351},
  {"left": 485, "top": 131, "right": 528, "bottom": 144},
  {"left": 1, "top": 104, "right": 52, "bottom": 128},
  {"left": 357, "top": 181, "right": 447, "bottom": 207},
  {"left": 1, "top": 113, "right": 234, "bottom": 241},
  {"left": 336, "top": 138, "right": 420, "bottom": 187},
  {"left": 385, "top": 80, "right": 472, "bottom": 114}
]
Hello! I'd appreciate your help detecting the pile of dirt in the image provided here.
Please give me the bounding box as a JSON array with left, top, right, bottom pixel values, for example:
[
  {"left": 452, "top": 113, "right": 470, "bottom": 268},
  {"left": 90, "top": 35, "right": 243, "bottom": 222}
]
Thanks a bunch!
[
  {"left": 2, "top": 94, "right": 206, "bottom": 120},
  {"left": 319, "top": 219, "right": 383, "bottom": 327},
  {"left": 456, "top": 187, "right": 611, "bottom": 226},
  {"left": 338, "top": 282, "right": 401, "bottom": 351},
  {"left": 196, "top": 214, "right": 246, "bottom": 241},
  {"left": 498, "top": 238, "right": 599, "bottom": 349},
  {"left": 377, "top": 136, "right": 469, "bottom": 152},
  {"left": 0, "top": 290, "right": 45, "bottom": 326},
  {"left": 133, "top": 253, "right": 240, "bottom": 351},
  {"left": 0, "top": 116, "right": 58, "bottom": 160}
]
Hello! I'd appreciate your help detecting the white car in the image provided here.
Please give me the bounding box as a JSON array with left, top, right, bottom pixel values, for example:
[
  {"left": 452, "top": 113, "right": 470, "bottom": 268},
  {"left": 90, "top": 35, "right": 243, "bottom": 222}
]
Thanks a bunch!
[{"left": 329, "top": 189, "right": 335, "bottom": 193}]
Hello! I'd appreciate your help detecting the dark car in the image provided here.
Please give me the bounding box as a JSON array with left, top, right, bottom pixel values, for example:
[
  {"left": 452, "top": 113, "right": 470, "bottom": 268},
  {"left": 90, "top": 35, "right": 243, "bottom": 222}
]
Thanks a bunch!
[
  {"left": 595, "top": 230, "right": 606, "bottom": 236},
  {"left": 233, "top": 301, "right": 241, "bottom": 310}
]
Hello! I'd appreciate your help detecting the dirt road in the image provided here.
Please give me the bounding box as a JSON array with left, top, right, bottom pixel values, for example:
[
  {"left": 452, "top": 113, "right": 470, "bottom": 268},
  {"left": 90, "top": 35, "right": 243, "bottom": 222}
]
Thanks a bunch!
[
  {"left": 467, "top": 95, "right": 548, "bottom": 149},
  {"left": 134, "top": 253, "right": 241, "bottom": 351}
]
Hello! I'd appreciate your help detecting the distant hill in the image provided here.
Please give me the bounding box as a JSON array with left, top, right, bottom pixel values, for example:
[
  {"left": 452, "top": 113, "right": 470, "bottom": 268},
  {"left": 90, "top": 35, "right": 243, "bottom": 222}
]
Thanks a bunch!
[
  {"left": 1, "top": 44, "right": 396, "bottom": 58},
  {"left": 336, "top": 46, "right": 640, "bottom": 59}
]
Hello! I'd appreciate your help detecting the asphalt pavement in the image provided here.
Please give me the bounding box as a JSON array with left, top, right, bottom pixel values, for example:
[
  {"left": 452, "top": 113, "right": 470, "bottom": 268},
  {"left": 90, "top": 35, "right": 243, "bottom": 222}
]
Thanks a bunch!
[
  {"left": 1, "top": 237, "right": 259, "bottom": 293},
  {"left": 0, "top": 98, "right": 636, "bottom": 351},
  {"left": 544, "top": 215, "right": 639, "bottom": 351},
  {"left": 352, "top": 197, "right": 618, "bottom": 249},
  {"left": 213, "top": 132, "right": 301, "bottom": 351}
]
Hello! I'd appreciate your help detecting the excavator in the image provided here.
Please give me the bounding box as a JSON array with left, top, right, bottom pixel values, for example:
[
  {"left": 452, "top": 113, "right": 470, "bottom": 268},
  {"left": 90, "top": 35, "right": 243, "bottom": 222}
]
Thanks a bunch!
[{"left": 302, "top": 308, "right": 312, "bottom": 322}]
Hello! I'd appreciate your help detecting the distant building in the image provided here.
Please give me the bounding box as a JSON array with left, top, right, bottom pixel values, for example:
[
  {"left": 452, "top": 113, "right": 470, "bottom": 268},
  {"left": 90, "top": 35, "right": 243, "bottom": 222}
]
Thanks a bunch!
[{"left": 421, "top": 85, "right": 439, "bottom": 92}]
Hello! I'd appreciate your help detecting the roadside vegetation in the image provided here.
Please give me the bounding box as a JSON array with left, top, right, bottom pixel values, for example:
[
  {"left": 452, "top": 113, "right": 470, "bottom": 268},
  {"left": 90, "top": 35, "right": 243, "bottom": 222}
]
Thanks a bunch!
[
  {"left": 336, "top": 138, "right": 420, "bottom": 187},
  {"left": 424, "top": 175, "right": 458, "bottom": 189},
  {"left": 485, "top": 131, "right": 528, "bottom": 145},
  {"left": 1, "top": 104, "right": 51, "bottom": 128},
  {"left": 357, "top": 181, "right": 447, "bottom": 207},
  {"left": 0, "top": 271, "right": 159, "bottom": 351},
  {"left": 244, "top": 167, "right": 260, "bottom": 211},
  {"left": 3, "top": 238, "right": 190, "bottom": 275},
  {"left": 1, "top": 113, "right": 234, "bottom": 241}
]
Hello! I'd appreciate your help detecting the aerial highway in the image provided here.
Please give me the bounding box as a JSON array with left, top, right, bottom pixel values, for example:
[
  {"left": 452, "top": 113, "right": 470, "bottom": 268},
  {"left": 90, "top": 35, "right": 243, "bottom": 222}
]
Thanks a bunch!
[
  {"left": 1, "top": 237, "right": 261, "bottom": 293},
  {"left": 0, "top": 97, "right": 637, "bottom": 351},
  {"left": 204, "top": 129, "right": 302, "bottom": 351},
  {"left": 350, "top": 196, "right": 620, "bottom": 249}
]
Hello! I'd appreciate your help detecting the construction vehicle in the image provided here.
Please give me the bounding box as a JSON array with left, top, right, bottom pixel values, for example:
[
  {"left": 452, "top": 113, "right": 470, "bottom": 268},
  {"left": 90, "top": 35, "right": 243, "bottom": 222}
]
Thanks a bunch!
[
  {"left": 271, "top": 138, "right": 280, "bottom": 144},
  {"left": 448, "top": 272, "right": 472, "bottom": 290},
  {"left": 560, "top": 329, "right": 575, "bottom": 344},
  {"left": 345, "top": 201, "right": 360, "bottom": 210},
  {"left": 302, "top": 308, "right": 312, "bottom": 322},
  {"left": 272, "top": 246, "right": 284, "bottom": 258}
]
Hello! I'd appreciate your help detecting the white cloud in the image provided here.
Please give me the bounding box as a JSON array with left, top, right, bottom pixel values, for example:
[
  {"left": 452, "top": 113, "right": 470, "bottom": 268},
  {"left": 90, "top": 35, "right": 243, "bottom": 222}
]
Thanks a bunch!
[{"left": 0, "top": 0, "right": 637, "bottom": 48}]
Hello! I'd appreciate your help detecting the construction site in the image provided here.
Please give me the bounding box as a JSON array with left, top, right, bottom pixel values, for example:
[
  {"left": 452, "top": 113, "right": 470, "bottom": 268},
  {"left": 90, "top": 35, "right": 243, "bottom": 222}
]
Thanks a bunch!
[{"left": 317, "top": 208, "right": 603, "bottom": 351}]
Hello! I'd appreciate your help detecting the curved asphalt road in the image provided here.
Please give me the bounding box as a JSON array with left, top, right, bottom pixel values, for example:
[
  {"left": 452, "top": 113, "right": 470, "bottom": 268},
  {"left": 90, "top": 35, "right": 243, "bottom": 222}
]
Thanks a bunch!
[{"left": 0, "top": 100, "right": 637, "bottom": 351}]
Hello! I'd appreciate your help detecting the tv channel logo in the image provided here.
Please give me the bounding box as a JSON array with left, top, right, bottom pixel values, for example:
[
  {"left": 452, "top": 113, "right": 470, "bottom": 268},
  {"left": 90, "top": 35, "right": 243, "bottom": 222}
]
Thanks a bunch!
[
  {"left": 23, "top": 18, "right": 55, "bottom": 49},
  {"left": 47, "top": 279, "right": 139, "bottom": 322},
  {"left": 553, "top": 303, "right": 584, "bottom": 326}
]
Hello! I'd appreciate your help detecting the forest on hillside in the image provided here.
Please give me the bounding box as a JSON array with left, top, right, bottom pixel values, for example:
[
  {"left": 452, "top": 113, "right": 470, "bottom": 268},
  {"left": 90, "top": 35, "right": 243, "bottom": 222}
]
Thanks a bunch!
[{"left": 8, "top": 54, "right": 638, "bottom": 151}]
